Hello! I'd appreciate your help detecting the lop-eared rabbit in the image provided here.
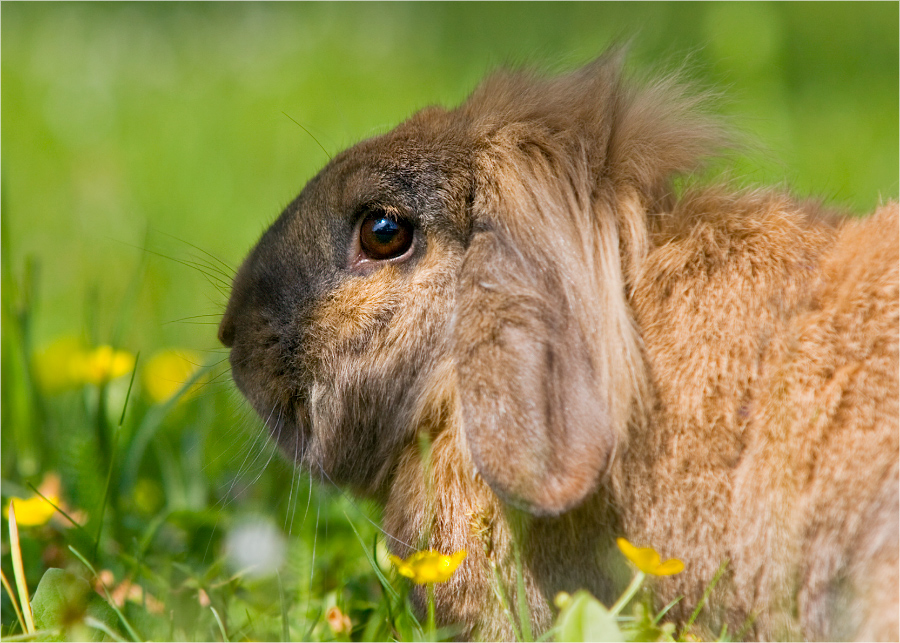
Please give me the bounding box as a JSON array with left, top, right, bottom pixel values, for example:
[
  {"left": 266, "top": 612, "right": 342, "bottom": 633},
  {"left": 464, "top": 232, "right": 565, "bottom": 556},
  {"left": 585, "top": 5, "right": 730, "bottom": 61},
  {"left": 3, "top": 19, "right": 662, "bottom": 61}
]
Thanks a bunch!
[{"left": 219, "top": 54, "right": 898, "bottom": 641}]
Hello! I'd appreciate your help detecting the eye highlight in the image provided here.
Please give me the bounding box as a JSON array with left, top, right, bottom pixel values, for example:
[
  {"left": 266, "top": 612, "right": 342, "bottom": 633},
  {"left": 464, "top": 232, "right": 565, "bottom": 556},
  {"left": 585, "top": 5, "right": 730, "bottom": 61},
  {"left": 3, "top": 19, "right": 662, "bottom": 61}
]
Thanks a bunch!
[{"left": 358, "top": 210, "right": 414, "bottom": 261}]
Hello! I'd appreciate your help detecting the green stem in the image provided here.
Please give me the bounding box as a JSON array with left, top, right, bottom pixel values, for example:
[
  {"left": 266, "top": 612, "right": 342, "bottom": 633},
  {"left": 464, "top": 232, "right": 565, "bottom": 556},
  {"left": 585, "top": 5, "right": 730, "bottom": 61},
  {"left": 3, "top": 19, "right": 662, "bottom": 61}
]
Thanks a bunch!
[
  {"left": 610, "top": 571, "right": 646, "bottom": 616},
  {"left": 426, "top": 583, "right": 436, "bottom": 640},
  {"left": 488, "top": 558, "right": 521, "bottom": 640}
]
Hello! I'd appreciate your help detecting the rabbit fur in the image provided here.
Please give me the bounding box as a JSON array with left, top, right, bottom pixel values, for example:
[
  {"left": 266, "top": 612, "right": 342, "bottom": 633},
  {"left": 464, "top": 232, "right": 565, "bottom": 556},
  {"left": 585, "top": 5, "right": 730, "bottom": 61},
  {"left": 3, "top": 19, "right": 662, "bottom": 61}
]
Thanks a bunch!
[{"left": 219, "top": 53, "right": 899, "bottom": 641}]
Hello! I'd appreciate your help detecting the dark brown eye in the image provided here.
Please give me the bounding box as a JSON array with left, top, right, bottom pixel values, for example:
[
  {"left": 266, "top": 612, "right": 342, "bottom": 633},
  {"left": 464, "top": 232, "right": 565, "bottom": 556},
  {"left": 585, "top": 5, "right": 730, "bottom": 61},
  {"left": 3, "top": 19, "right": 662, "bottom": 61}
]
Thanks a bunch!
[{"left": 359, "top": 211, "right": 414, "bottom": 260}]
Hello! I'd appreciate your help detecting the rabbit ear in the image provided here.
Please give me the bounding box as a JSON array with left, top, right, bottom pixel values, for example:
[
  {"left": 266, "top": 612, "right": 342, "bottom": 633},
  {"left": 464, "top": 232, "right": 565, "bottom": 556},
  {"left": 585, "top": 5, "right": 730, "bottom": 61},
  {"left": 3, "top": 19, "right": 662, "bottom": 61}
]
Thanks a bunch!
[
  {"left": 451, "top": 55, "right": 726, "bottom": 515},
  {"left": 453, "top": 133, "right": 645, "bottom": 516}
]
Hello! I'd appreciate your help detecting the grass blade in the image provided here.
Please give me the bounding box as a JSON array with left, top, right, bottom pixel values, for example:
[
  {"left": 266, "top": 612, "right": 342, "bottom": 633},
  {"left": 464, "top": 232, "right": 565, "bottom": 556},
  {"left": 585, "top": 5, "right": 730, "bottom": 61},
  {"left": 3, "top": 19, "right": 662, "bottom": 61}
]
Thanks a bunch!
[
  {"left": 83, "top": 617, "right": 127, "bottom": 643},
  {"left": 277, "top": 571, "right": 290, "bottom": 642},
  {"left": 68, "top": 546, "right": 141, "bottom": 642},
  {"left": 118, "top": 351, "right": 140, "bottom": 427},
  {"left": 0, "top": 569, "right": 26, "bottom": 634},
  {"left": 210, "top": 606, "right": 229, "bottom": 642},
  {"left": 8, "top": 502, "right": 36, "bottom": 633},
  {"left": 682, "top": 560, "right": 728, "bottom": 637},
  {"left": 93, "top": 352, "right": 140, "bottom": 560},
  {"left": 343, "top": 511, "right": 399, "bottom": 600},
  {"left": 653, "top": 596, "right": 683, "bottom": 625},
  {"left": 373, "top": 535, "right": 397, "bottom": 628},
  {"left": 119, "top": 362, "right": 212, "bottom": 494},
  {"left": 514, "top": 545, "right": 533, "bottom": 642},
  {"left": 0, "top": 627, "right": 63, "bottom": 642},
  {"left": 93, "top": 428, "right": 119, "bottom": 561},
  {"left": 109, "top": 228, "right": 149, "bottom": 350},
  {"left": 24, "top": 483, "right": 88, "bottom": 536},
  {"left": 486, "top": 555, "right": 520, "bottom": 641}
]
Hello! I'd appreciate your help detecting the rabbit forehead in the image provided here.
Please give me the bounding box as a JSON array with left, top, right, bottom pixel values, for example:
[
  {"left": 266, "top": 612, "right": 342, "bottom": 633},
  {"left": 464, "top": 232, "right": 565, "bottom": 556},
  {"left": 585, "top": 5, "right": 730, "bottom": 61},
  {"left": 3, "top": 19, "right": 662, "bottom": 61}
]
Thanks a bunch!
[{"left": 308, "top": 113, "right": 474, "bottom": 231}]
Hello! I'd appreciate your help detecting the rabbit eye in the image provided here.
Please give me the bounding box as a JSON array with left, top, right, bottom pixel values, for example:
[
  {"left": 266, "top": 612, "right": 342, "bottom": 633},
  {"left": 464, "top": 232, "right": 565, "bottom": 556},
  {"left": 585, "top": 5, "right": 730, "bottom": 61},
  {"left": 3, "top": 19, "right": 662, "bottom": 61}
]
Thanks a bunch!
[{"left": 359, "top": 211, "right": 414, "bottom": 261}]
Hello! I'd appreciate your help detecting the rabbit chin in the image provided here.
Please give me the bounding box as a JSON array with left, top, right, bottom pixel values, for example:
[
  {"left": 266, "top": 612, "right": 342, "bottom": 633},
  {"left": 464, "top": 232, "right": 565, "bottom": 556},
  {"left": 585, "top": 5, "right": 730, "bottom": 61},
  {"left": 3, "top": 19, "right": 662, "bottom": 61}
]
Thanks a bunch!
[
  {"left": 247, "top": 390, "right": 413, "bottom": 498},
  {"left": 240, "top": 394, "right": 371, "bottom": 493}
]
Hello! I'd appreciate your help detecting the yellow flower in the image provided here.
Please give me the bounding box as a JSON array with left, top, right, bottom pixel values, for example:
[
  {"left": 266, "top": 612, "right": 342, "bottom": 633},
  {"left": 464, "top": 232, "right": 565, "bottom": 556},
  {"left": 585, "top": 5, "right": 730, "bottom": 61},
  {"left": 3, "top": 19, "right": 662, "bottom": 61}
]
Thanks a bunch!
[
  {"left": 616, "top": 538, "right": 684, "bottom": 576},
  {"left": 75, "top": 345, "right": 135, "bottom": 385},
  {"left": 4, "top": 496, "right": 57, "bottom": 527},
  {"left": 33, "top": 336, "right": 87, "bottom": 392},
  {"left": 34, "top": 338, "right": 134, "bottom": 390},
  {"left": 3, "top": 474, "right": 63, "bottom": 527},
  {"left": 142, "top": 349, "right": 204, "bottom": 404},
  {"left": 388, "top": 549, "right": 467, "bottom": 584}
]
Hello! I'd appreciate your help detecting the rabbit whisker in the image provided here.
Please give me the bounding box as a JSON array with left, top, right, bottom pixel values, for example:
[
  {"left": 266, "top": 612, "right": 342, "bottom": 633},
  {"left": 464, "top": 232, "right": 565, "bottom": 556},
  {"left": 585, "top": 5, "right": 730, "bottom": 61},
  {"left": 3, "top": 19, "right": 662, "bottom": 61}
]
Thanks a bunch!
[
  {"left": 218, "top": 404, "right": 280, "bottom": 510},
  {"left": 285, "top": 430, "right": 306, "bottom": 536},
  {"left": 153, "top": 229, "right": 238, "bottom": 278},
  {"left": 200, "top": 404, "right": 259, "bottom": 475}
]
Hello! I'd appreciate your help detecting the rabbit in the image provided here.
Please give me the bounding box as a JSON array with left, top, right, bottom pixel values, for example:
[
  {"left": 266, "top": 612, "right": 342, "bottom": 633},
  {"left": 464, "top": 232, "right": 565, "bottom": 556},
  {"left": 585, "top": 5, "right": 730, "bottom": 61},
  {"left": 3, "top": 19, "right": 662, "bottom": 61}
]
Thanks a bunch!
[{"left": 219, "top": 51, "right": 899, "bottom": 641}]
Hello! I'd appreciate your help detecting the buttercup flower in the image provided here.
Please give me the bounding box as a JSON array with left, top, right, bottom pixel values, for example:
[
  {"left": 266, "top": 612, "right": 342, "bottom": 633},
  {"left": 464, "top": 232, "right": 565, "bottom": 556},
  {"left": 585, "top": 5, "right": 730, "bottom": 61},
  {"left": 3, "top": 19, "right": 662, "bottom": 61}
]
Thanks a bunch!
[
  {"left": 33, "top": 337, "right": 134, "bottom": 391},
  {"left": 142, "top": 349, "right": 204, "bottom": 404},
  {"left": 4, "top": 496, "right": 56, "bottom": 527},
  {"left": 389, "top": 549, "right": 467, "bottom": 584},
  {"left": 616, "top": 538, "right": 684, "bottom": 576},
  {"left": 33, "top": 336, "right": 87, "bottom": 392},
  {"left": 76, "top": 345, "right": 135, "bottom": 385},
  {"left": 3, "top": 474, "right": 63, "bottom": 527}
]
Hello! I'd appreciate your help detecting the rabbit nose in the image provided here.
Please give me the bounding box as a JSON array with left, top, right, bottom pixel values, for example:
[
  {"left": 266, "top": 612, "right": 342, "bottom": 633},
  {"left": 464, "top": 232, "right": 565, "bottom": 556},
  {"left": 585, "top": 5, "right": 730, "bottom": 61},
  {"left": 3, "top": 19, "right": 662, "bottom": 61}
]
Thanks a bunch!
[{"left": 218, "top": 313, "right": 235, "bottom": 347}]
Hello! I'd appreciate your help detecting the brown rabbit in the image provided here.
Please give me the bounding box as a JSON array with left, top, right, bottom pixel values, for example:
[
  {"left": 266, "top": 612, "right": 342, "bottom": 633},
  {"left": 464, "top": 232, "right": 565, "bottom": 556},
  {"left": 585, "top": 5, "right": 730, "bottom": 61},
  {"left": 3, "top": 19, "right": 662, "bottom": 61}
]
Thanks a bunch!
[{"left": 219, "top": 52, "right": 899, "bottom": 641}]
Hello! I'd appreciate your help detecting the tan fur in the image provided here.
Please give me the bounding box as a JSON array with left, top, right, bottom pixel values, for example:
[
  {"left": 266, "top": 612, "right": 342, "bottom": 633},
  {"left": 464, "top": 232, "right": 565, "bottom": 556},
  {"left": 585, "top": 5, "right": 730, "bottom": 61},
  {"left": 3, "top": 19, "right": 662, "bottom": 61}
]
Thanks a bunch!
[{"left": 220, "top": 53, "right": 898, "bottom": 641}]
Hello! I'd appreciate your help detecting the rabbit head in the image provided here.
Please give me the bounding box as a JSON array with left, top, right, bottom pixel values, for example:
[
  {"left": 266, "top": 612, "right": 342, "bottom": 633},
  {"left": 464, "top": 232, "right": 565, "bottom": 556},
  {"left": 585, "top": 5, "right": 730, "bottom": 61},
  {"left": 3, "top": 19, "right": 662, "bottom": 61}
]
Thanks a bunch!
[{"left": 219, "top": 53, "right": 722, "bottom": 512}]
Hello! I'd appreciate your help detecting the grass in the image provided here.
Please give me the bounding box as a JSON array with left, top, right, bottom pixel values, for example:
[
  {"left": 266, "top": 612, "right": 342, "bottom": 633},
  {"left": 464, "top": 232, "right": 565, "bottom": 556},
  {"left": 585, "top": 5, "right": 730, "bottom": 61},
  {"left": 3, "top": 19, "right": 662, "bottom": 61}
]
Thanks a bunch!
[{"left": 1, "top": 3, "right": 897, "bottom": 641}]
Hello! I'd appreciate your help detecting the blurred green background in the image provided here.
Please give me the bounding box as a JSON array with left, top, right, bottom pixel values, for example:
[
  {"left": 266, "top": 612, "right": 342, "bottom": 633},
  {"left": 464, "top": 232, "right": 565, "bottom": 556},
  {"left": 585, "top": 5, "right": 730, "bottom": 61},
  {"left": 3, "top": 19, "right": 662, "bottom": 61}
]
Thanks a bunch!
[
  {"left": 1, "top": 3, "right": 897, "bottom": 640},
  {"left": 2, "top": 2, "right": 898, "bottom": 355}
]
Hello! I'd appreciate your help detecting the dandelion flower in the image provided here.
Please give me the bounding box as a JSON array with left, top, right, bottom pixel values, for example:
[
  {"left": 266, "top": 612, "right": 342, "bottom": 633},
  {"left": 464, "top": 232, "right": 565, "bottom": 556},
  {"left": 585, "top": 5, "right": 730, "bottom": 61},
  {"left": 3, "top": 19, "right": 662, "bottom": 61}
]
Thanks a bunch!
[
  {"left": 616, "top": 538, "right": 684, "bottom": 576},
  {"left": 388, "top": 549, "right": 467, "bottom": 584},
  {"left": 142, "top": 349, "right": 204, "bottom": 404}
]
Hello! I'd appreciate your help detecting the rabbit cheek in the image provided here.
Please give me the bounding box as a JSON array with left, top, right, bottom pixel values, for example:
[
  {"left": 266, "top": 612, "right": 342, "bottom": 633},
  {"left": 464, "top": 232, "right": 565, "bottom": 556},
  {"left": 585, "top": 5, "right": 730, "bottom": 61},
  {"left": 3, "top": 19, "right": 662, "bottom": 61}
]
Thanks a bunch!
[
  {"left": 300, "top": 247, "right": 460, "bottom": 493},
  {"left": 300, "top": 275, "right": 428, "bottom": 492},
  {"left": 306, "top": 267, "right": 405, "bottom": 347}
]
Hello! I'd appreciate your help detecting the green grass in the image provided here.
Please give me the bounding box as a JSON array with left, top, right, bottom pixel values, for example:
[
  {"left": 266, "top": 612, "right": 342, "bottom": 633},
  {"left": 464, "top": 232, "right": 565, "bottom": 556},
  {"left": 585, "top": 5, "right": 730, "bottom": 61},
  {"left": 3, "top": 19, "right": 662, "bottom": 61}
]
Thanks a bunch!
[{"left": 2, "top": 3, "right": 897, "bottom": 641}]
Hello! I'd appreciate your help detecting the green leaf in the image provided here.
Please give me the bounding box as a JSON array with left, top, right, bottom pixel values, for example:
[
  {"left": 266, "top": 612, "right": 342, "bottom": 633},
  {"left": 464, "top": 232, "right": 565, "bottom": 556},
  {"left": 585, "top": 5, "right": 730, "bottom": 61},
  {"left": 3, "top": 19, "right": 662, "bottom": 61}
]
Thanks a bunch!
[
  {"left": 30, "top": 568, "right": 120, "bottom": 642},
  {"left": 555, "top": 590, "right": 623, "bottom": 642}
]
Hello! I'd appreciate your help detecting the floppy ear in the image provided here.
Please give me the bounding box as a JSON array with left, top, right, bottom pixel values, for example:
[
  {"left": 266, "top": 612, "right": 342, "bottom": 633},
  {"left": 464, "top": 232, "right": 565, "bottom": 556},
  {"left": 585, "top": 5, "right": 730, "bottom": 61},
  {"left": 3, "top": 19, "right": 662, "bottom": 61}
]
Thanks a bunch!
[
  {"left": 453, "top": 128, "right": 642, "bottom": 516},
  {"left": 452, "top": 56, "right": 724, "bottom": 515}
]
